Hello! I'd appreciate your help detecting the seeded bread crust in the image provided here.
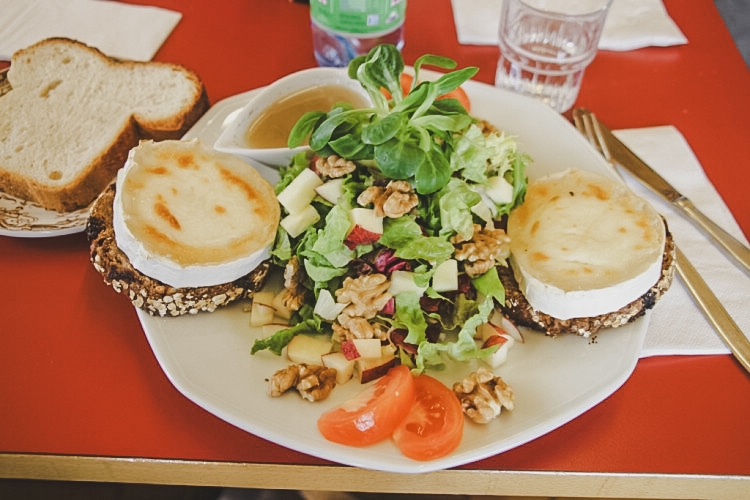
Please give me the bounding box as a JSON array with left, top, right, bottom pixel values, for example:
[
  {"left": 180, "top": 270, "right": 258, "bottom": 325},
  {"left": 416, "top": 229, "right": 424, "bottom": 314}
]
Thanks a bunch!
[
  {"left": 0, "top": 37, "right": 209, "bottom": 212},
  {"left": 498, "top": 223, "right": 675, "bottom": 337},
  {"left": 87, "top": 184, "right": 270, "bottom": 317}
]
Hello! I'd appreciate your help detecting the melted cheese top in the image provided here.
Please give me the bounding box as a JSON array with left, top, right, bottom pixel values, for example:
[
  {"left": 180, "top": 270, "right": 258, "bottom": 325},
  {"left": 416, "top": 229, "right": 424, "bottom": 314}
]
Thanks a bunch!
[
  {"left": 506, "top": 168, "right": 665, "bottom": 319},
  {"left": 113, "top": 139, "right": 280, "bottom": 288}
]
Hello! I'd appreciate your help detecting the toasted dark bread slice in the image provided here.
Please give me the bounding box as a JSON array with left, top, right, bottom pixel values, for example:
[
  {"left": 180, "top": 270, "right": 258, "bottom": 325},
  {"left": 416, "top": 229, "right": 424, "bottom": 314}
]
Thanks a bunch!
[
  {"left": 87, "top": 184, "right": 270, "bottom": 317},
  {"left": 498, "top": 226, "right": 675, "bottom": 337}
]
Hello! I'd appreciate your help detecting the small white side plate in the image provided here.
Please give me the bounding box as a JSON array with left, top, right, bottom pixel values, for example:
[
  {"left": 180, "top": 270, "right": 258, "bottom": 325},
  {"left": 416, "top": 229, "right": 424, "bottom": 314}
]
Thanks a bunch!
[{"left": 0, "top": 192, "right": 91, "bottom": 238}]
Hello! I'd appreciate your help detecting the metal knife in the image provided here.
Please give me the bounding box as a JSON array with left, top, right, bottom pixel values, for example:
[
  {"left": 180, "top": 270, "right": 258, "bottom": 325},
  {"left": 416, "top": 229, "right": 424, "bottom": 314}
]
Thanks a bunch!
[
  {"left": 596, "top": 120, "right": 750, "bottom": 277},
  {"left": 673, "top": 246, "right": 750, "bottom": 373}
]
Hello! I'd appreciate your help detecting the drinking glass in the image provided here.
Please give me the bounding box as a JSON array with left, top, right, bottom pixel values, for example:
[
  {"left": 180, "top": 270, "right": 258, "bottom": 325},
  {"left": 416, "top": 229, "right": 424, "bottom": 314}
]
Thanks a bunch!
[{"left": 495, "top": 0, "right": 612, "bottom": 113}]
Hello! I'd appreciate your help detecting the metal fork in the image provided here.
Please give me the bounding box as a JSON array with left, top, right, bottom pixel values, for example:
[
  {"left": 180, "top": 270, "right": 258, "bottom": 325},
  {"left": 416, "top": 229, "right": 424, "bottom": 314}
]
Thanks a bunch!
[{"left": 572, "top": 109, "right": 750, "bottom": 373}]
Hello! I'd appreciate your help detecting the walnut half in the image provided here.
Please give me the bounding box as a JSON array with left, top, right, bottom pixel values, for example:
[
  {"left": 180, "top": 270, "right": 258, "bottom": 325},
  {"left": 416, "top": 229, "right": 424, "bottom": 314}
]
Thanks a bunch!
[
  {"left": 315, "top": 154, "right": 356, "bottom": 178},
  {"left": 453, "top": 367, "right": 514, "bottom": 424},
  {"left": 357, "top": 180, "right": 418, "bottom": 218},
  {"left": 452, "top": 224, "right": 511, "bottom": 277},
  {"left": 268, "top": 363, "right": 337, "bottom": 402},
  {"left": 333, "top": 274, "right": 391, "bottom": 341}
]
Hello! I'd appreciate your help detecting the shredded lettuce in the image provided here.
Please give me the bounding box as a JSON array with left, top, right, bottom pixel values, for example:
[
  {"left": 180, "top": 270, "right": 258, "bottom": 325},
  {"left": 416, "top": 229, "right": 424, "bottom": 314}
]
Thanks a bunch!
[
  {"left": 438, "top": 178, "right": 481, "bottom": 240},
  {"left": 253, "top": 45, "right": 530, "bottom": 375},
  {"left": 251, "top": 305, "right": 324, "bottom": 355}
]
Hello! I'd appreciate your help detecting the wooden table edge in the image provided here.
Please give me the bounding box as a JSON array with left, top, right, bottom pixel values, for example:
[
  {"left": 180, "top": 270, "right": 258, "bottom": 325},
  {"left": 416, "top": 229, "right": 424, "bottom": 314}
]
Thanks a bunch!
[{"left": 1, "top": 452, "right": 748, "bottom": 499}]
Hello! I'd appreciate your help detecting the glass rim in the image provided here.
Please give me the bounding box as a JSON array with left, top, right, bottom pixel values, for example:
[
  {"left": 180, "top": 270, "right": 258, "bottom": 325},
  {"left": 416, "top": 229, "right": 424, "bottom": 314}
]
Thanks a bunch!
[{"left": 510, "top": 0, "right": 613, "bottom": 18}]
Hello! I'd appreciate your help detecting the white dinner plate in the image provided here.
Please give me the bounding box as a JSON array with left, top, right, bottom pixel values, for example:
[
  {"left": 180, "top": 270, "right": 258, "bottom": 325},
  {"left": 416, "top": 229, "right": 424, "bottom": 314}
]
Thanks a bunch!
[{"left": 137, "top": 75, "right": 648, "bottom": 473}]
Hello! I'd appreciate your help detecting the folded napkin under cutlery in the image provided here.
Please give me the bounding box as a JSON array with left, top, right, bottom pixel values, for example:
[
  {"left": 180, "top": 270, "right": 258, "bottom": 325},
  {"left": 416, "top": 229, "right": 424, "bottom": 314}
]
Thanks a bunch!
[
  {"left": 451, "top": 0, "right": 687, "bottom": 51},
  {"left": 612, "top": 126, "right": 749, "bottom": 358},
  {"left": 0, "top": 0, "right": 182, "bottom": 62}
]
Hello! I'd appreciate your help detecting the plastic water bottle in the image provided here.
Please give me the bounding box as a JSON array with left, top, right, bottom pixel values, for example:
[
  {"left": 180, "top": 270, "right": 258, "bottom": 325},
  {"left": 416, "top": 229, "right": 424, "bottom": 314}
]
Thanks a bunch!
[{"left": 310, "top": 0, "right": 406, "bottom": 67}]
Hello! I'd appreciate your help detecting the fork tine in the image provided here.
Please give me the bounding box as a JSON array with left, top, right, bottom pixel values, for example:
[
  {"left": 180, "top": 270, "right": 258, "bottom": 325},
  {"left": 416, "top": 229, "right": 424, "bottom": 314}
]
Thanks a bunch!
[
  {"left": 573, "top": 108, "right": 625, "bottom": 182},
  {"left": 572, "top": 107, "right": 588, "bottom": 139},
  {"left": 589, "top": 113, "right": 614, "bottom": 163},
  {"left": 573, "top": 108, "right": 612, "bottom": 160},
  {"left": 572, "top": 108, "right": 601, "bottom": 154}
]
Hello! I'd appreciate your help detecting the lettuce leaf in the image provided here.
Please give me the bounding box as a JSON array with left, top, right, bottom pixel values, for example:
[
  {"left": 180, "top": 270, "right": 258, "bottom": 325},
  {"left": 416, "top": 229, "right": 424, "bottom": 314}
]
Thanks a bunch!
[{"left": 438, "top": 178, "right": 480, "bottom": 240}]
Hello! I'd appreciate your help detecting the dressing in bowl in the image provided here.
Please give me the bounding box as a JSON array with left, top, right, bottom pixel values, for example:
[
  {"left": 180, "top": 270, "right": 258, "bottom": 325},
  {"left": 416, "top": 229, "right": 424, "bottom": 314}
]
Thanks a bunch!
[{"left": 215, "top": 67, "right": 371, "bottom": 167}]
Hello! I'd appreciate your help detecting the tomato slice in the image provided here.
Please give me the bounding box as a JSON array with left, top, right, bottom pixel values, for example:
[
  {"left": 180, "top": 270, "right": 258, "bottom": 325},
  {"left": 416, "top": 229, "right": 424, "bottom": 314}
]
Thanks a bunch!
[
  {"left": 437, "top": 84, "right": 471, "bottom": 113},
  {"left": 317, "top": 365, "right": 416, "bottom": 447},
  {"left": 392, "top": 374, "right": 464, "bottom": 461},
  {"left": 381, "top": 73, "right": 471, "bottom": 112}
]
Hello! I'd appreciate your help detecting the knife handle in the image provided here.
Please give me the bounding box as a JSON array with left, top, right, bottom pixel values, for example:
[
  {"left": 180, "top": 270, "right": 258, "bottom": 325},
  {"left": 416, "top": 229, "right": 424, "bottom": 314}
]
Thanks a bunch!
[
  {"left": 674, "top": 198, "right": 750, "bottom": 277},
  {"left": 674, "top": 247, "right": 750, "bottom": 374}
]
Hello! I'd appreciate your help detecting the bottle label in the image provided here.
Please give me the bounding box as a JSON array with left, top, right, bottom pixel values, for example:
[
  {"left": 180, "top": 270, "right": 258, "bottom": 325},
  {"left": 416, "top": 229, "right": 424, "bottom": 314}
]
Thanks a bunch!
[{"left": 311, "top": 0, "right": 406, "bottom": 36}]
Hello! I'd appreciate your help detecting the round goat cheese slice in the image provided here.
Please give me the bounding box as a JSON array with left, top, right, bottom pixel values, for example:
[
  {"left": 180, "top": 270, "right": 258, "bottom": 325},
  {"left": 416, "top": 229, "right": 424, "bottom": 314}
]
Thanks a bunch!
[
  {"left": 506, "top": 168, "right": 665, "bottom": 320},
  {"left": 113, "top": 139, "right": 280, "bottom": 288}
]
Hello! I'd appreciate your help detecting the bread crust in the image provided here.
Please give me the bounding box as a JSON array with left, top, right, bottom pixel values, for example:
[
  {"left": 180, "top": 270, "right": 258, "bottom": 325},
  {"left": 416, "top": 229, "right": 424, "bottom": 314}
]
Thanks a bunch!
[
  {"left": 87, "top": 184, "right": 270, "bottom": 317},
  {"left": 0, "top": 37, "right": 210, "bottom": 213},
  {"left": 498, "top": 223, "right": 676, "bottom": 337}
]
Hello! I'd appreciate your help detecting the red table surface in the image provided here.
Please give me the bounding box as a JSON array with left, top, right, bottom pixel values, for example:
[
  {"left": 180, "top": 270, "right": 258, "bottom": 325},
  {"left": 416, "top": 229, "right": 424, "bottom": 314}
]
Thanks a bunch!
[{"left": 1, "top": 0, "right": 749, "bottom": 477}]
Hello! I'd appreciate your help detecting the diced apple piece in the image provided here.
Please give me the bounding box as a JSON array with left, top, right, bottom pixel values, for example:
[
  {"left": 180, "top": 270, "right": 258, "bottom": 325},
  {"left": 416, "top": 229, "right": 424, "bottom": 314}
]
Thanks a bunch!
[
  {"left": 321, "top": 351, "right": 355, "bottom": 384},
  {"left": 280, "top": 204, "right": 320, "bottom": 238},
  {"left": 350, "top": 207, "right": 383, "bottom": 233},
  {"left": 341, "top": 338, "right": 382, "bottom": 360},
  {"left": 315, "top": 178, "right": 344, "bottom": 204},
  {"left": 271, "top": 290, "right": 292, "bottom": 320},
  {"left": 249, "top": 291, "right": 276, "bottom": 327},
  {"left": 470, "top": 198, "right": 494, "bottom": 226},
  {"left": 252, "top": 289, "right": 275, "bottom": 306},
  {"left": 432, "top": 258, "right": 458, "bottom": 292},
  {"left": 485, "top": 175, "right": 514, "bottom": 205},
  {"left": 475, "top": 322, "right": 498, "bottom": 342},
  {"left": 344, "top": 207, "right": 383, "bottom": 249},
  {"left": 388, "top": 270, "right": 427, "bottom": 296},
  {"left": 313, "top": 289, "right": 348, "bottom": 321},
  {"left": 488, "top": 310, "right": 525, "bottom": 343},
  {"left": 277, "top": 168, "right": 323, "bottom": 214},
  {"left": 356, "top": 351, "right": 397, "bottom": 384},
  {"left": 285, "top": 334, "right": 333, "bottom": 365},
  {"left": 477, "top": 319, "right": 516, "bottom": 368},
  {"left": 482, "top": 333, "right": 514, "bottom": 368},
  {"left": 354, "top": 338, "right": 385, "bottom": 358}
]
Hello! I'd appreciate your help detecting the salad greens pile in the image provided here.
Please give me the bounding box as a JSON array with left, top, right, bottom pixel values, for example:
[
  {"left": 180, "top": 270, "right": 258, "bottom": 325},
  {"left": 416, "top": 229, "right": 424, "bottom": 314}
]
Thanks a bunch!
[{"left": 252, "top": 44, "right": 529, "bottom": 373}]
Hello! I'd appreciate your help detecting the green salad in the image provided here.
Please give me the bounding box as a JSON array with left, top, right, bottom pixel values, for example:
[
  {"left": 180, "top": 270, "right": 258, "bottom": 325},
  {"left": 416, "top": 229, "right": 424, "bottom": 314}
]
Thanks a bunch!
[{"left": 251, "top": 44, "right": 529, "bottom": 373}]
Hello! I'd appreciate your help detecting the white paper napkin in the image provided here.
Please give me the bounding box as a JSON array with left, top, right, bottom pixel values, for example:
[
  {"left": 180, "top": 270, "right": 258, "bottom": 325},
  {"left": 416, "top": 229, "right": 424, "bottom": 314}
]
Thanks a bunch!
[
  {"left": 451, "top": 0, "right": 687, "bottom": 51},
  {"left": 612, "top": 126, "right": 749, "bottom": 357},
  {"left": 0, "top": 0, "right": 182, "bottom": 62}
]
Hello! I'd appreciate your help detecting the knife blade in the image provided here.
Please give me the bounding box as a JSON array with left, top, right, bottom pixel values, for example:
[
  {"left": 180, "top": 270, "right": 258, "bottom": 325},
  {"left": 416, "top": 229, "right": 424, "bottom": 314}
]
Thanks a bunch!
[{"left": 595, "top": 119, "right": 750, "bottom": 277}]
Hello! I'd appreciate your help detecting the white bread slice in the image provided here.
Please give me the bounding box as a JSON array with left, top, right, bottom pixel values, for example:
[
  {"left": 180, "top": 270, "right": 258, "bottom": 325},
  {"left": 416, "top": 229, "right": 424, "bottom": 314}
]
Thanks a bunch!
[{"left": 0, "top": 37, "right": 208, "bottom": 212}]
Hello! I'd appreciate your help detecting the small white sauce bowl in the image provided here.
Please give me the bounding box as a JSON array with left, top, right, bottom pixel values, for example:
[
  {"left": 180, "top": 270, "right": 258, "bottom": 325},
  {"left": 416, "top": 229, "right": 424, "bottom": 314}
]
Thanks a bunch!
[{"left": 214, "top": 67, "right": 371, "bottom": 167}]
